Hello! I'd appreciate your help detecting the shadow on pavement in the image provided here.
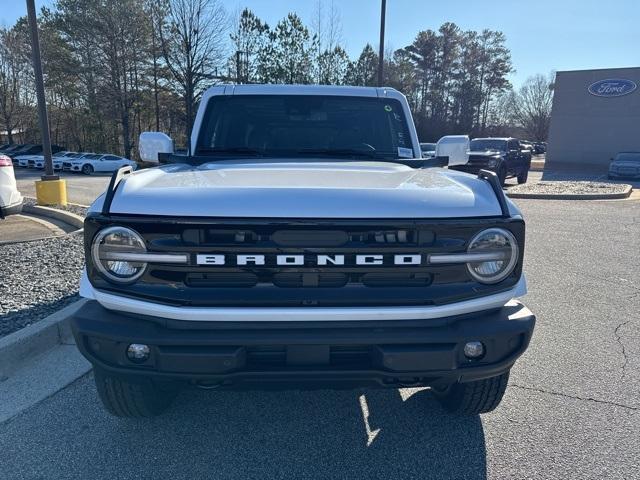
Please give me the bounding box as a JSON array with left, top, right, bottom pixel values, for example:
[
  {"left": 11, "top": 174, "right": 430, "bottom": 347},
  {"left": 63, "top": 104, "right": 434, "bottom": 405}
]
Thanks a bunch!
[
  {"left": 0, "top": 378, "right": 488, "bottom": 479},
  {"left": 108, "top": 385, "right": 486, "bottom": 478}
]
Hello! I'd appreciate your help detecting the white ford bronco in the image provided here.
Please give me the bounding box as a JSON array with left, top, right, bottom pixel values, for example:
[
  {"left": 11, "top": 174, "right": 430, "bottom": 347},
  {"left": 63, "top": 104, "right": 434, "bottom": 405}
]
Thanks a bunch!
[{"left": 71, "top": 85, "right": 535, "bottom": 417}]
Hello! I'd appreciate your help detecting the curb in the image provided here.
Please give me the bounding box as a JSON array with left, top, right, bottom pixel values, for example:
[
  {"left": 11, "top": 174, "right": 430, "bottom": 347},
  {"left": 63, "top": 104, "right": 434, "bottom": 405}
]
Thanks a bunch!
[
  {"left": 506, "top": 185, "right": 632, "bottom": 200},
  {"left": 22, "top": 204, "right": 84, "bottom": 230},
  {"left": 23, "top": 195, "right": 90, "bottom": 210},
  {"left": 0, "top": 299, "right": 88, "bottom": 379}
]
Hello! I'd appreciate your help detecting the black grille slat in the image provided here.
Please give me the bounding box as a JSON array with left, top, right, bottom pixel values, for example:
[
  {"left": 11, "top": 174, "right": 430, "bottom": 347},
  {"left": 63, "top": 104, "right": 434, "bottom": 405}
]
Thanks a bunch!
[
  {"left": 186, "top": 272, "right": 258, "bottom": 288},
  {"left": 362, "top": 272, "right": 432, "bottom": 288},
  {"left": 273, "top": 272, "right": 348, "bottom": 288},
  {"left": 272, "top": 230, "right": 349, "bottom": 247},
  {"left": 246, "top": 345, "right": 371, "bottom": 369}
]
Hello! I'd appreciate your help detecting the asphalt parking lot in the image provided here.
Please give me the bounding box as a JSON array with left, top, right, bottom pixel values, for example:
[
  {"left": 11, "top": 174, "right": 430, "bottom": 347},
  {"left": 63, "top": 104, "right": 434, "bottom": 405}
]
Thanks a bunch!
[
  {"left": 0, "top": 196, "right": 638, "bottom": 479},
  {"left": 14, "top": 169, "right": 112, "bottom": 206}
]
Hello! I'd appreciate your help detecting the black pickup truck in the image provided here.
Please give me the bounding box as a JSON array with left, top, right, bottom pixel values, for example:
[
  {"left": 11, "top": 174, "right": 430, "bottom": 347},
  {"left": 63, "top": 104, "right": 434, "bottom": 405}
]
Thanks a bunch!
[{"left": 451, "top": 138, "right": 531, "bottom": 185}]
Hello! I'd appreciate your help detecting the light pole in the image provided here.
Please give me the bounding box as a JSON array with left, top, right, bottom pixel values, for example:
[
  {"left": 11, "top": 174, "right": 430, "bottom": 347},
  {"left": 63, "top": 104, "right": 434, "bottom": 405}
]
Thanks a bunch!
[
  {"left": 377, "top": 0, "right": 386, "bottom": 87},
  {"left": 26, "top": 0, "right": 66, "bottom": 204},
  {"left": 26, "top": 0, "right": 53, "bottom": 179}
]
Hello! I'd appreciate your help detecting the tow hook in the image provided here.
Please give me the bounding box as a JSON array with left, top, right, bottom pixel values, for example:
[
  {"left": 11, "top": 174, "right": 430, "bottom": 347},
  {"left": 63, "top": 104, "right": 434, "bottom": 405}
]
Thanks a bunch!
[{"left": 195, "top": 380, "right": 223, "bottom": 390}]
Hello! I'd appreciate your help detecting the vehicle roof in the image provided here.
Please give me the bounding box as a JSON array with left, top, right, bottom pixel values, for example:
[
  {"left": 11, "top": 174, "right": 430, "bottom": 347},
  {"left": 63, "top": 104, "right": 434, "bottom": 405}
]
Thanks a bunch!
[
  {"left": 202, "top": 83, "right": 403, "bottom": 99},
  {"left": 190, "top": 83, "right": 420, "bottom": 157}
]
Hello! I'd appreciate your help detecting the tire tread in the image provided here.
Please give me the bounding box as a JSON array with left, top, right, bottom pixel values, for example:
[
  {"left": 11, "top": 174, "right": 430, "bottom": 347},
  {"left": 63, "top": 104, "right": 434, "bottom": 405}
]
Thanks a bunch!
[
  {"left": 94, "top": 370, "right": 175, "bottom": 418},
  {"left": 436, "top": 371, "right": 510, "bottom": 415}
]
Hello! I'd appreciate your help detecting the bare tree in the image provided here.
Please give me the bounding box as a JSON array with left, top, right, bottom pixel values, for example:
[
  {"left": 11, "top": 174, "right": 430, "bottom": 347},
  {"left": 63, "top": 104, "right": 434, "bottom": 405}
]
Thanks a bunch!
[
  {"left": 511, "top": 73, "right": 555, "bottom": 141},
  {"left": 0, "top": 26, "right": 31, "bottom": 144},
  {"left": 311, "top": 0, "right": 344, "bottom": 84},
  {"left": 158, "top": 0, "right": 228, "bottom": 141}
]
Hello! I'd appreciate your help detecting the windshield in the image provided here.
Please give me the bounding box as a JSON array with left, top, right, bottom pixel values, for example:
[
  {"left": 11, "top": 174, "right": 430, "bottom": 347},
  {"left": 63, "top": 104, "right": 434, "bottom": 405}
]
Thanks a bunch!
[
  {"left": 470, "top": 139, "right": 507, "bottom": 152},
  {"left": 196, "top": 95, "right": 414, "bottom": 161},
  {"left": 615, "top": 153, "right": 640, "bottom": 163}
]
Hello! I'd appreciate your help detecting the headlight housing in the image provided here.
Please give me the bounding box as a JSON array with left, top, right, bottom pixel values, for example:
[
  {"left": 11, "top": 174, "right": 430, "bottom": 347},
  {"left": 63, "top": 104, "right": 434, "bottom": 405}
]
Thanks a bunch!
[
  {"left": 91, "top": 226, "right": 147, "bottom": 283},
  {"left": 466, "top": 228, "right": 519, "bottom": 284}
]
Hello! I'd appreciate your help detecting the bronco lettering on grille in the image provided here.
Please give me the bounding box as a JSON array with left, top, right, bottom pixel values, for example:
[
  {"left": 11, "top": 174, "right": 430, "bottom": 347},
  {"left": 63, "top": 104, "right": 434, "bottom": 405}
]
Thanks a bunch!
[{"left": 195, "top": 254, "right": 424, "bottom": 266}]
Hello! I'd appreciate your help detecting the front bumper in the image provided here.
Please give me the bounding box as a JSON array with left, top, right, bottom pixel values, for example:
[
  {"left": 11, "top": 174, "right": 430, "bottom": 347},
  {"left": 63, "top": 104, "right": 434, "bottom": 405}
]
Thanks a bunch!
[{"left": 71, "top": 299, "right": 535, "bottom": 389}]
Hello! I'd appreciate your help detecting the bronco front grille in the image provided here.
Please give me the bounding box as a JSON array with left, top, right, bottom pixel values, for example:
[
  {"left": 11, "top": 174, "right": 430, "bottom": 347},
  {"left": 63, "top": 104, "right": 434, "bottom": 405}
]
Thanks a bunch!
[{"left": 85, "top": 216, "right": 525, "bottom": 307}]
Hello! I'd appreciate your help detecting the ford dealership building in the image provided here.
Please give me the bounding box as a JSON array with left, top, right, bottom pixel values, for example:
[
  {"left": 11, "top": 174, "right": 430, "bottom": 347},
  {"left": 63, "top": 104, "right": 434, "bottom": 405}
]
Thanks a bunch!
[{"left": 546, "top": 67, "right": 640, "bottom": 172}]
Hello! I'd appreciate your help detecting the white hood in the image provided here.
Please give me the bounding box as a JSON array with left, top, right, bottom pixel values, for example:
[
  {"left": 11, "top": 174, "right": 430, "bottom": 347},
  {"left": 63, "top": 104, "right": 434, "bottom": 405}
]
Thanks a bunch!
[{"left": 93, "top": 161, "right": 511, "bottom": 218}]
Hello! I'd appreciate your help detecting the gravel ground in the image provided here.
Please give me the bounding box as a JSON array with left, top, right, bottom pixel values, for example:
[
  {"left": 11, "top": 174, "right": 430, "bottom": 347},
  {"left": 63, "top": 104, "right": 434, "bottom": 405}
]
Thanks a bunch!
[
  {"left": 0, "top": 232, "right": 85, "bottom": 337},
  {"left": 508, "top": 180, "right": 631, "bottom": 195}
]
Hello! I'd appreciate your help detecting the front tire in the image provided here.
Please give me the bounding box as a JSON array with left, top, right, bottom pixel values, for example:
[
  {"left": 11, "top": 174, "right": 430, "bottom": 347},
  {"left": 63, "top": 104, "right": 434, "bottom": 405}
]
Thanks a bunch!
[
  {"left": 433, "top": 371, "right": 510, "bottom": 415},
  {"left": 497, "top": 165, "right": 507, "bottom": 186},
  {"left": 82, "top": 164, "right": 94, "bottom": 175},
  {"left": 94, "top": 370, "right": 178, "bottom": 418},
  {"left": 517, "top": 169, "right": 529, "bottom": 184}
]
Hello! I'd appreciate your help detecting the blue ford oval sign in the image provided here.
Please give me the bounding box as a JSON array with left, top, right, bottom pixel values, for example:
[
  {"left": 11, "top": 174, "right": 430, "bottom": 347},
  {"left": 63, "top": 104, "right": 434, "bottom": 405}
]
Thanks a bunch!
[{"left": 588, "top": 79, "right": 637, "bottom": 97}]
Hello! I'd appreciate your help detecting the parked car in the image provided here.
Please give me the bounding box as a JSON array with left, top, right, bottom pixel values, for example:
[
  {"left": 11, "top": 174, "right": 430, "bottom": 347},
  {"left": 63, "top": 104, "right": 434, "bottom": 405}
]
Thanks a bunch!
[
  {"left": 64, "top": 153, "right": 137, "bottom": 174},
  {"left": 17, "top": 155, "right": 36, "bottom": 168},
  {"left": 0, "top": 144, "right": 25, "bottom": 155},
  {"left": 54, "top": 152, "right": 88, "bottom": 170},
  {"left": 12, "top": 144, "right": 64, "bottom": 166},
  {"left": 608, "top": 152, "right": 640, "bottom": 179},
  {"left": 7, "top": 144, "right": 36, "bottom": 165},
  {"left": 520, "top": 141, "right": 534, "bottom": 156},
  {"left": 0, "top": 154, "right": 23, "bottom": 217},
  {"left": 450, "top": 137, "right": 531, "bottom": 185},
  {"left": 533, "top": 142, "right": 546, "bottom": 154},
  {"left": 420, "top": 142, "right": 437, "bottom": 158},
  {"left": 71, "top": 84, "right": 535, "bottom": 418},
  {"left": 30, "top": 151, "right": 77, "bottom": 169},
  {"left": 519, "top": 143, "right": 533, "bottom": 165}
]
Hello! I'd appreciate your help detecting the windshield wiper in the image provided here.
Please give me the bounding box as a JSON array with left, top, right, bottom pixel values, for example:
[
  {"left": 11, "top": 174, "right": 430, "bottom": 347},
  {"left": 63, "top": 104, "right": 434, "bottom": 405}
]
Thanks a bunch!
[
  {"left": 197, "top": 147, "right": 263, "bottom": 156},
  {"left": 296, "top": 148, "right": 379, "bottom": 159}
]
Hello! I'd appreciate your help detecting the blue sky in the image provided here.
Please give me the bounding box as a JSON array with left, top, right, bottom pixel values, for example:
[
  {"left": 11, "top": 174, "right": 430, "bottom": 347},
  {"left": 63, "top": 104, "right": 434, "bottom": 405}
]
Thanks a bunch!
[{"left": 2, "top": 0, "right": 639, "bottom": 87}]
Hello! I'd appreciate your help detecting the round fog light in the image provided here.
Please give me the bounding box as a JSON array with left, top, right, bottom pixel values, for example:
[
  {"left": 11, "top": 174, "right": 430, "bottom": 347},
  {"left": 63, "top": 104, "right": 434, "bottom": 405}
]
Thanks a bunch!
[
  {"left": 126, "top": 343, "right": 150, "bottom": 363},
  {"left": 463, "top": 341, "right": 485, "bottom": 359}
]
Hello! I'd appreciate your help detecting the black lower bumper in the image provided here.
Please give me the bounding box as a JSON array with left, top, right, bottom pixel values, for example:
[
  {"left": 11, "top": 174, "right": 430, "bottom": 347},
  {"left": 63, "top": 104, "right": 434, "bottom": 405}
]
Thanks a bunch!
[{"left": 71, "top": 300, "right": 535, "bottom": 389}]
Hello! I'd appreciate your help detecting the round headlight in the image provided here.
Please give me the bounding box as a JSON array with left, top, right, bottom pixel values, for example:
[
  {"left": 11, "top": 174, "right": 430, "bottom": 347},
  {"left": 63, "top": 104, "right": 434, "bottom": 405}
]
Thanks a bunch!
[
  {"left": 91, "top": 226, "right": 147, "bottom": 283},
  {"left": 466, "top": 228, "right": 518, "bottom": 284}
]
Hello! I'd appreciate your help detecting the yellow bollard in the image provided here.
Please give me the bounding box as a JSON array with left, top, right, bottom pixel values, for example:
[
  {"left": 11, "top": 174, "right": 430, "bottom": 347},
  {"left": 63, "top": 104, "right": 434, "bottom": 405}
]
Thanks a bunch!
[{"left": 35, "top": 179, "right": 67, "bottom": 206}]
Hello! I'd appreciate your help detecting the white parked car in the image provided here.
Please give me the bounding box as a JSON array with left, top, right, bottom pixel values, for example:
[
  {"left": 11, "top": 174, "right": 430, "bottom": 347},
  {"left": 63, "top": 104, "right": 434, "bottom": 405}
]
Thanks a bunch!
[
  {"left": 16, "top": 155, "right": 33, "bottom": 168},
  {"left": 0, "top": 154, "right": 23, "bottom": 217},
  {"left": 33, "top": 151, "right": 79, "bottom": 169},
  {"left": 54, "top": 152, "right": 89, "bottom": 170},
  {"left": 63, "top": 153, "right": 137, "bottom": 175}
]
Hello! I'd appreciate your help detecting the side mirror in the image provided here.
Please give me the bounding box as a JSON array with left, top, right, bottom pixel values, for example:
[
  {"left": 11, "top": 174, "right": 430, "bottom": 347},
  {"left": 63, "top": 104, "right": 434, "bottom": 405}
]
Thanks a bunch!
[
  {"left": 139, "top": 132, "right": 174, "bottom": 164},
  {"left": 436, "top": 135, "right": 470, "bottom": 166}
]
